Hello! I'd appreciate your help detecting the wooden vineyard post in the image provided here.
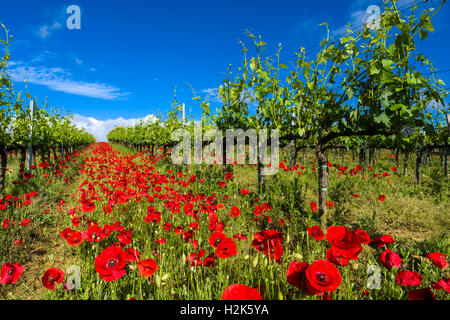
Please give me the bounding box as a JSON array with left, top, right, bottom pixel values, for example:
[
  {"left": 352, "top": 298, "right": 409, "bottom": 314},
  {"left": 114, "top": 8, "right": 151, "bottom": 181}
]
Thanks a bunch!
[
  {"left": 289, "top": 140, "right": 293, "bottom": 169},
  {"left": 317, "top": 128, "right": 329, "bottom": 229},
  {"left": 416, "top": 147, "right": 423, "bottom": 186},
  {"left": 26, "top": 100, "right": 34, "bottom": 173}
]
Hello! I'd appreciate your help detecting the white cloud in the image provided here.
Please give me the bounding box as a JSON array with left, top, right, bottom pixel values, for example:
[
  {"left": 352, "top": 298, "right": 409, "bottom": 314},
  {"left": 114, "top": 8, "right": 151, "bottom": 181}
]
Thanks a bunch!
[
  {"left": 202, "top": 88, "right": 223, "bottom": 104},
  {"left": 71, "top": 114, "right": 158, "bottom": 142},
  {"left": 9, "top": 63, "right": 128, "bottom": 100},
  {"left": 36, "top": 22, "right": 62, "bottom": 39},
  {"left": 30, "top": 50, "right": 58, "bottom": 63}
]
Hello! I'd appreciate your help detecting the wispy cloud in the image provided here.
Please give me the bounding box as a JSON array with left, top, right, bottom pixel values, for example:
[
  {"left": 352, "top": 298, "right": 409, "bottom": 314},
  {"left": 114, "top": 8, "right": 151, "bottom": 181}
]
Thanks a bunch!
[
  {"left": 36, "top": 21, "right": 62, "bottom": 39},
  {"left": 71, "top": 114, "right": 157, "bottom": 142},
  {"left": 9, "top": 62, "right": 129, "bottom": 100},
  {"left": 202, "top": 88, "right": 223, "bottom": 104},
  {"left": 331, "top": 7, "right": 370, "bottom": 39},
  {"left": 30, "top": 50, "right": 58, "bottom": 63}
]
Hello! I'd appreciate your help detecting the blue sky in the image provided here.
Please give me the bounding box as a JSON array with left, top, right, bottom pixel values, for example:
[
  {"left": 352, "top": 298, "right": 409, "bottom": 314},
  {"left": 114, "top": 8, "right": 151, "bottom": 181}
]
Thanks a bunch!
[{"left": 1, "top": 0, "right": 449, "bottom": 141}]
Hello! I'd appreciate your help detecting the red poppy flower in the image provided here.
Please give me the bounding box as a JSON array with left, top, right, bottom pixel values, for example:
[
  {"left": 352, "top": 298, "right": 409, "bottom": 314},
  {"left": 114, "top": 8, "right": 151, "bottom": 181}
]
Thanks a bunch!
[
  {"left": 240, "top": 188, "right": 250, "bottom": 196},
  {"left": 222, "top": 284, "right": 262, "bottom": 300},
  {"left": 373, "top": 234, "right": 395, "bottom": 247},
  {"left": 378, "top": 195, "right": 386, "bottom": 202},
  {"left": 254, "top": 205, "right": 264, "bottom": 216},
  {"left": 103, "top": 204, "right": 112, "bottom": 214},
  {"left": 81, "top": 202, "right": 96, "bottom": 212},
  {"left": 183, "top": 203, "right": 194, "bottom": 214},
  {"left": 156, "top": 237, "right": 166, "bottom": 245},
  {"left": 426, "top": 252, "right": 448, "bottom": 269},
  {"left": 137, "top": 259, "right": 159, "bottom": 277},
  {"left": 224, "top": 172, "right": 233, "bottom": 180},
  {"left": 0, "top": 263, "right": 24, "bottom": 284},
  {"left": 174, "top": 226, "right": 184, "bottom": 234},
  {"left": 325, "top": 226, "right": 363, "bottom": 260},
  {"left": 95, "top": 245, "right": 127, "bottom": 281},
  {"left": 408, "top": 288, "right": 436, "bottom": 300},
  {"left": 431, "top": 278, "right": 450, "bottom": 293},
  {"left": 60, "top": 227, "right": 75, "bottom": 239},
  {"left": 145, "top": 212, "right": 161, "bottom": 224},
  {"left": 233, "top": 233, "right": 247, "bottom": 241},
  {"left": 287, "top": 261, "right": 311, "bottom": 292},
  {"left": 2, "top": 219, "right": 10, "bottom": 228},
  {"left": 307, "top": 225, "right": 324, "bottom": 241},
  {"left": 396, "top": 271, "right": 422, "bottom": 286},
  {"left": 215, "top": 221, "right": 225, "bottom": 232},
  {"left": 209, "top": 231, "right": 226, "bottom": 248},
  {"left": 117, "top": 230, "right": 132, "bottom": 245},
  {"left": 217, "top": 181, "right": 227, "bottom": 188},
  {"left": 203, "top": 253, "right": 216, "bottom": 268},
  {"left": 229, "top": 206, "right": 240, "bottom": 217},
  {"left": 125, "top": 248, "right": 141, "bottom": 262},
  {"left": 20, "top": 218, "right": 30, "bottom": 226},
  {"left": 326, "top": 247, "right": 350, "bottom": 266},
  {"left": 71, "top": 215, "right": 80, "bottom": 227},
  {"left": 82, "top": 224, "right": 104, "bottom": 242},
  {"left": 215, "top": 237, "right": 238, "bottom": 259},
  {"left": 309, "top": 202, "right": 317, "bottom": 212},
  {"left": 66, "top": 232, "right": 84, "bottom": 246},
  {"left": 305, "top": 259, "right": 342, "bottom": 293},
  {"left": 326, "top": 200, "right": 335, "bottom": 208},
  {"left": 355, "top": 229, "right": 371, "bottom": 244},
  {"left": 183, "top": 230, "right": 194, "bottom": 242},
  {"left": 251, "top": 230, "right": 284, "bottom": 263},
  {"left": 189, "top": 222, "right": 199, "bottom": 230},
  {"left": 101, "top": 224, "right": 114, "bottom": 238},
  {"left": 42, "top": 268, "right": 65, "bottom": 290},
  {"left": 379, "top": 249, "right": 402, "bottom": 271}
]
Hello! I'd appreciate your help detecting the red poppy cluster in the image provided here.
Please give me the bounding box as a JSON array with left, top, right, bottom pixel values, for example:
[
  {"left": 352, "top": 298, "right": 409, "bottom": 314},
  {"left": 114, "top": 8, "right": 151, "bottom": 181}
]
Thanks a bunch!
[
  {"left": 2, "top": 143, "right": 447, "bottom": 301},
  {"left": 251, "top": 230, "right": 284, "bottom": 263}
]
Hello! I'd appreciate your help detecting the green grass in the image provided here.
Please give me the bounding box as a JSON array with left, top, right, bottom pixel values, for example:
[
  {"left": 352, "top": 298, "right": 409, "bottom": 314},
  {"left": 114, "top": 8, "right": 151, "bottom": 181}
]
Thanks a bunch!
[{"left": 1, "top": 144, "right": 448, "bottom": 300}]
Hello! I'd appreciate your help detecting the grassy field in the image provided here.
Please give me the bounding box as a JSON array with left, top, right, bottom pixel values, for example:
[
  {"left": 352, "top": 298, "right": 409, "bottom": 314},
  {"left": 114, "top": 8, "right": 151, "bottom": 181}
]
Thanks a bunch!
[{"left": 0, "top": 143, "right": 448, "bottom": 300}]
